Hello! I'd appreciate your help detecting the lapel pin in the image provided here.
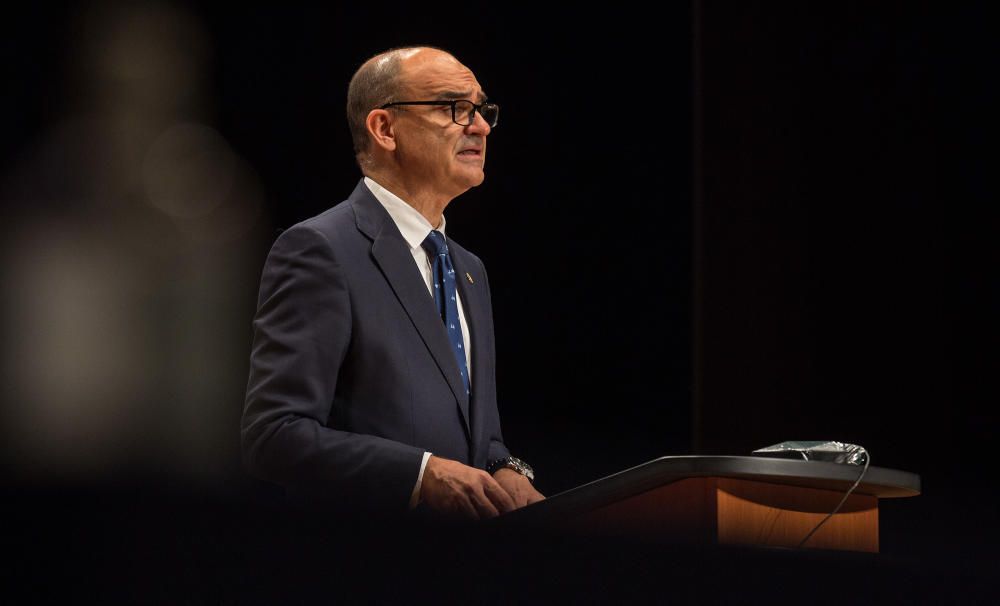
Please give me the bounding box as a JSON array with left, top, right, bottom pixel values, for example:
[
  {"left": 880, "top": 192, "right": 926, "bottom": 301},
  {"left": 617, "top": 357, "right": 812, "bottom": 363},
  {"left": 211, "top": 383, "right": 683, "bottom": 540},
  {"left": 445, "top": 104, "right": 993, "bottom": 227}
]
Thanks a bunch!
[{"left": 465, "top": 272, "right": 474, "bottom": 284}]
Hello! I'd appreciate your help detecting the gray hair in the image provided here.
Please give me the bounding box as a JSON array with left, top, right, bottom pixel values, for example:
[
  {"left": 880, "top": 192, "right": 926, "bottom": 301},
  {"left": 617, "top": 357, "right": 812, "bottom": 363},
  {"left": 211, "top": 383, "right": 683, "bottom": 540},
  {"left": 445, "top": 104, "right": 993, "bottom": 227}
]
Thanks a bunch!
[{"left": 345, "top": 46, "right": 449, "bottom": 169}]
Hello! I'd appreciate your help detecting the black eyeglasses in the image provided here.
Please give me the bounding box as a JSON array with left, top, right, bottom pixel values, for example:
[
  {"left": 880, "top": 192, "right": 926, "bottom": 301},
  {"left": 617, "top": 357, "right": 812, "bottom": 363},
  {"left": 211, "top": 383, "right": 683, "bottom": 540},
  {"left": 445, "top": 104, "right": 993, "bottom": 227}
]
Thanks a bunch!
[{"left": 379, "top": 99, "right": 499, "bottom": 127}]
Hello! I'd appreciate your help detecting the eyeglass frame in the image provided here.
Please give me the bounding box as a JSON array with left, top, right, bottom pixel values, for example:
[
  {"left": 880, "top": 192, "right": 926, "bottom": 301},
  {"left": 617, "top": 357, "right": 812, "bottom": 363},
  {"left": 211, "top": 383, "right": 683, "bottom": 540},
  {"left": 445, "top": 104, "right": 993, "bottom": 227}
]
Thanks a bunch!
[{"left": 378, "top": 99, "right": 499, "bottom": 127}]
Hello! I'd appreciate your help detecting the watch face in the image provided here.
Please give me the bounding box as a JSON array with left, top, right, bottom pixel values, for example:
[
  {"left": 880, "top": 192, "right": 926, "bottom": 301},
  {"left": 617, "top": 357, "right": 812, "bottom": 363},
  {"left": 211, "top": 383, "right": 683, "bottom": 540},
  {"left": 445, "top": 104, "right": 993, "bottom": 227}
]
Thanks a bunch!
[
  {"left": 489, "top": 457, "right": 534, "bottom": 481},
  {"left": 510, "top": 458, "right": 534, "bottom": 481}
]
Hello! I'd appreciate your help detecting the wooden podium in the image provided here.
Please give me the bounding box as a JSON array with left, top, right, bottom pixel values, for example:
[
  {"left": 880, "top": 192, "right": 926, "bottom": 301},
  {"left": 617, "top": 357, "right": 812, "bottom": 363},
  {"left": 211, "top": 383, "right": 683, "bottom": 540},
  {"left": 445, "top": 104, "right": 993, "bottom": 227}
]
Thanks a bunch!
[{"left": 501, "top": 456, "right": 920, "bottom": 553}]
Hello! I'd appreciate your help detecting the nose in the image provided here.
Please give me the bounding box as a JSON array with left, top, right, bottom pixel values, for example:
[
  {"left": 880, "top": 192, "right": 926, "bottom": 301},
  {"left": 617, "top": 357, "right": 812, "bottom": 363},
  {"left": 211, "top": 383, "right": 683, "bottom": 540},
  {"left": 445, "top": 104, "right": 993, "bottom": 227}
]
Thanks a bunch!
[{"left": 465, "top": 108, "right": 491, "bottom": 136}]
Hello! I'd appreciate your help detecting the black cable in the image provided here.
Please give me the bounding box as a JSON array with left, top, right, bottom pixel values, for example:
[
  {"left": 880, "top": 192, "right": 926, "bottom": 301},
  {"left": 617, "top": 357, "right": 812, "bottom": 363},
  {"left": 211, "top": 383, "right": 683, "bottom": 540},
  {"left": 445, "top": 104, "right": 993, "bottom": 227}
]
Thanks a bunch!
[{"left": 797, "top": 448, "right": 870, "bottom": 548}]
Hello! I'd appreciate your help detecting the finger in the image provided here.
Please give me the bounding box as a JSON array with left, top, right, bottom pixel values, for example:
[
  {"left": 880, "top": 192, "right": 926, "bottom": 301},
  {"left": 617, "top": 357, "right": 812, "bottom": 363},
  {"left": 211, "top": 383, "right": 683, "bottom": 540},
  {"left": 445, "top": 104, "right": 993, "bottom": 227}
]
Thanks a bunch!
[
  {"left": 469, "top": 488, "right": 500, "bottom": 519},
  {"left": 454, "top": 496, "right": 479, "bottom": 520},
  {"left": 483, "top": 478, "right": 517, "bottom": 513}
]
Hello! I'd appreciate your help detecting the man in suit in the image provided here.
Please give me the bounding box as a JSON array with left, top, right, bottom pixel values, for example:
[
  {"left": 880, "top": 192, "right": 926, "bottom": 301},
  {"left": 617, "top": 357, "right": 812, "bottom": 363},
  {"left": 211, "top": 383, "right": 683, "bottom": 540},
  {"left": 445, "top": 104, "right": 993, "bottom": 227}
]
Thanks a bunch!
[{"left": 241, "top": 46, "right": 544, "bottom": 519}]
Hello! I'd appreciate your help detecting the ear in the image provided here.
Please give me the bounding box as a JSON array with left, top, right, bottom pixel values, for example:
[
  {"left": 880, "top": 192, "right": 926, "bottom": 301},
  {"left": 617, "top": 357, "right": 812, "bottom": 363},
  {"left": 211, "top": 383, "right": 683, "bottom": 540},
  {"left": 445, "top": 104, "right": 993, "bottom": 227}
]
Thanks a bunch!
[{"left": 366, "top": 109, "right": 396, "bottom": 152}]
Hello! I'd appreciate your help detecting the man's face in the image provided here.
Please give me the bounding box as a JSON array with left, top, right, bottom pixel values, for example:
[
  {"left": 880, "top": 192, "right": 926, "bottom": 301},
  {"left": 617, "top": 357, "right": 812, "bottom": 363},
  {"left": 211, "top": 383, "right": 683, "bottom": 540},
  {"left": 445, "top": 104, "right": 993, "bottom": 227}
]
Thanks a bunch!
[{"left": 391, "top": 51, "right": 491, "bottom": 198}]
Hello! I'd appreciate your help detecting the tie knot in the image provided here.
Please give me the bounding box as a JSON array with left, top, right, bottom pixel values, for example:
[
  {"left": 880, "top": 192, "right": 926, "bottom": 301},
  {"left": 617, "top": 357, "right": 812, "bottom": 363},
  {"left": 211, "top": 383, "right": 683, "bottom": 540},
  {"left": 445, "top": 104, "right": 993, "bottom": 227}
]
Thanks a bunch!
[{"left": 421, "top": 230, "right": 449, "bottom": 257}]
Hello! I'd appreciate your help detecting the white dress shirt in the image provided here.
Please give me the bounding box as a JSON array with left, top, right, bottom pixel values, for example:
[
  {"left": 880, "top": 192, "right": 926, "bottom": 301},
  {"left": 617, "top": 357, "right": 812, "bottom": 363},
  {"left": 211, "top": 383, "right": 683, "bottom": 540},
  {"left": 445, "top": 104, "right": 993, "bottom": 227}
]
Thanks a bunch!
[{"left": 363, "top": 176, "right": 472, "bottom": 509}]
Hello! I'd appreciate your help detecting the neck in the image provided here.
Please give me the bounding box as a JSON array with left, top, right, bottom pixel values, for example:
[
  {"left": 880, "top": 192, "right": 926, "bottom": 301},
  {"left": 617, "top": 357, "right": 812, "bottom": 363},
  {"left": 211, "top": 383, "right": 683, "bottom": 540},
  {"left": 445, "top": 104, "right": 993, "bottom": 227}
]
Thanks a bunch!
[{"left": 366, "top": 169, "right": 454, "bottom": 228}]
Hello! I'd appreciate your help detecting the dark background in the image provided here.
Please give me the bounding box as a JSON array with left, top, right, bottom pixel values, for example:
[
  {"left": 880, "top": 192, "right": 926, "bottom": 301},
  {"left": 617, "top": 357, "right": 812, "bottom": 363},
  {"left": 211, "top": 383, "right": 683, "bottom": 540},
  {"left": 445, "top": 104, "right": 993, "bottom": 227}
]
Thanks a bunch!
[{"left": 1, "top": 1, "right": 994, "bottom": 602}]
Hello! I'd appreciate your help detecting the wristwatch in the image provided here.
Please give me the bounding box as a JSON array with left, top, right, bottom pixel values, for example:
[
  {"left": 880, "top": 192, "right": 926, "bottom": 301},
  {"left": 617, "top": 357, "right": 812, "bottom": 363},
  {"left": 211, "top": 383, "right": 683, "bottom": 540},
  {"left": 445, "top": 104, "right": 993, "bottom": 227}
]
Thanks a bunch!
[{"left": 486, "top": 456, "right": 535, "bottom": 483}]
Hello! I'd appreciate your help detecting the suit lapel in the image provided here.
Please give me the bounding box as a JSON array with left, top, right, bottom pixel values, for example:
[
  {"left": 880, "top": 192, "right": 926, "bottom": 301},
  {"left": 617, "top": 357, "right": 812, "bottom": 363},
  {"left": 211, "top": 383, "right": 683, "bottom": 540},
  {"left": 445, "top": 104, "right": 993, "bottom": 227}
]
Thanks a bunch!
[
  {"left": 351, "top": 182, "right": 472, "bottom": 441},
  {"left": 451, "top": 245, "right": 486, "bottom": 401},
  {"left": 449, "top": 246, "right": 488, "bottom": 453}
]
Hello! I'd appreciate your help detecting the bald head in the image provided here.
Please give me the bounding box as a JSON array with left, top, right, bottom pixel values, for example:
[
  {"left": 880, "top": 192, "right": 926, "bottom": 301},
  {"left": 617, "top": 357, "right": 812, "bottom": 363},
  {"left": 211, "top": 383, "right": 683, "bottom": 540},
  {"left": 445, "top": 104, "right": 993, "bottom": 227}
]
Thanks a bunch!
[{"left": 346, "top": 46, "right": 457, "bottom": 168}]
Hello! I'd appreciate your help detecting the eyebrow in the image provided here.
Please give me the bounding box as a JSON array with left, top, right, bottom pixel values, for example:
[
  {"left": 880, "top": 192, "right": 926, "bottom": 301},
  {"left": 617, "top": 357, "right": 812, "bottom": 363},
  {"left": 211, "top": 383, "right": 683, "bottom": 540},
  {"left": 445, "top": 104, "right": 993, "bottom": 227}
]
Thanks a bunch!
[{"left": 433, "top": 90, "right": 489, "bottom": 103}]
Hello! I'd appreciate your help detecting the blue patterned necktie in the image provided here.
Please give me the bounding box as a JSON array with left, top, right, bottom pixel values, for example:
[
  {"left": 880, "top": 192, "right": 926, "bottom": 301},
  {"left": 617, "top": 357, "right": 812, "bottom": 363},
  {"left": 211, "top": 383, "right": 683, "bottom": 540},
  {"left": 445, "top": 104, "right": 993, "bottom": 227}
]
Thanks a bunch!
[{"left": 421, "top": 230, "right": 470, "bottom": 396}]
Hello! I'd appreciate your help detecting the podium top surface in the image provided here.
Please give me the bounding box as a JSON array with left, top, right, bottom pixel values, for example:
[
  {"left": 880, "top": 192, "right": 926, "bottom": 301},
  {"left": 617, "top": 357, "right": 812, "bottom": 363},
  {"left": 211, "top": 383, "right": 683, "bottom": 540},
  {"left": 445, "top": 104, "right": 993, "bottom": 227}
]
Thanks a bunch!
[{"left": 504, "top": 455, "right": 920, "bottom": 523}]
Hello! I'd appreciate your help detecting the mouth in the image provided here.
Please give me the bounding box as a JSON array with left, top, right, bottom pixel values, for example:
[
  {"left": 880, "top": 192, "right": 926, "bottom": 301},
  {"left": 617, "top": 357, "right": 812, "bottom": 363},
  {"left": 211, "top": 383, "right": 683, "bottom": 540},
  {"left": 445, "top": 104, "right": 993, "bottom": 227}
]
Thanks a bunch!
[{"left": 457, "top": 147, "right": 483, "bottom": 158}]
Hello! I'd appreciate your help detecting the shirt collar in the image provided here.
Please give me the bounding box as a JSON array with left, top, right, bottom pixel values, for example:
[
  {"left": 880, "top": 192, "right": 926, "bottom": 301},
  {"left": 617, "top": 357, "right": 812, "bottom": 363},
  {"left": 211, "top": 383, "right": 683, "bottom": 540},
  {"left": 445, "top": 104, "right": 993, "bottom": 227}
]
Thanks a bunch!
[{"left": 363, "top": 176, "right": 447, "bottom": 251}]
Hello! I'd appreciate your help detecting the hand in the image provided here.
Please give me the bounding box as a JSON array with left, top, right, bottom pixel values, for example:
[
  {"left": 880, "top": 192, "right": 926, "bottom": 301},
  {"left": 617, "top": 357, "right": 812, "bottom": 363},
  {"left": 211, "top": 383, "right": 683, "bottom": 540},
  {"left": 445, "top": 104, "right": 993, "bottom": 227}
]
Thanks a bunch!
[
  {"left": 493, "top": 468, "right": 545, "bottom": 509},
  {"left": 420, "top": 455, "right": 516, "bottom": 520}
]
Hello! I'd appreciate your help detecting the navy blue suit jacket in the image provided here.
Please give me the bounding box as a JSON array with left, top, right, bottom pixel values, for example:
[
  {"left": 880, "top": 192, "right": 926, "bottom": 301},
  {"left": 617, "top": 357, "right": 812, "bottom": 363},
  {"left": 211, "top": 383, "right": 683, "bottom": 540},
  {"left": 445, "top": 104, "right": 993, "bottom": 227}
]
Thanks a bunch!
[{"left": 242, "top": 179, "right": 510, "bottom": 509}]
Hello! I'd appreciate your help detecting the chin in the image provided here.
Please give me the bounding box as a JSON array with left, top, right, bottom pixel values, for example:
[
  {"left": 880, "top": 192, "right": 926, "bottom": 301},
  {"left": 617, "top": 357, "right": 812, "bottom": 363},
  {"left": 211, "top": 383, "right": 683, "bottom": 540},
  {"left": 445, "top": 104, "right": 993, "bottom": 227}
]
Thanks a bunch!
[{"left": 453, "top": 168, "right": 485, "bottom": 191}]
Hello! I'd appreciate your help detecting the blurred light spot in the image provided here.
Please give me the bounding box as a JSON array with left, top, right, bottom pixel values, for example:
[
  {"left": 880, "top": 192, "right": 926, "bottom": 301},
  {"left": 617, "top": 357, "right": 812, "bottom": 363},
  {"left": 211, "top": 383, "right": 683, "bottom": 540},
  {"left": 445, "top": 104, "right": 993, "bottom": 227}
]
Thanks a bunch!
[{"left": 143, "top": 122, "right": 234, "bottom": 219}]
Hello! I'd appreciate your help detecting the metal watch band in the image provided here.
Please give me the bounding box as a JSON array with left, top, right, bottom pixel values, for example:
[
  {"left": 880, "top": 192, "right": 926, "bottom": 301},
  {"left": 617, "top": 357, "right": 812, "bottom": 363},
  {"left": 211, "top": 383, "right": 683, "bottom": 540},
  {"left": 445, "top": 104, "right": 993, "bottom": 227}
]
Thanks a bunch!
[{"left": 487, "top": 456, "right": 535, "bottom": 482}]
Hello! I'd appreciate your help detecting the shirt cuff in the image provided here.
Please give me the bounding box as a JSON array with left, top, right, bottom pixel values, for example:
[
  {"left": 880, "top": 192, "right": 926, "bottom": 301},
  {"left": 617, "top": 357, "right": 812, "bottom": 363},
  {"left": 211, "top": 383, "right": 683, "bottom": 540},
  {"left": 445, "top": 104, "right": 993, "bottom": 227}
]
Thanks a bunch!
[{"left": 408, "top": 451, "right": 432, "bottom": 509}]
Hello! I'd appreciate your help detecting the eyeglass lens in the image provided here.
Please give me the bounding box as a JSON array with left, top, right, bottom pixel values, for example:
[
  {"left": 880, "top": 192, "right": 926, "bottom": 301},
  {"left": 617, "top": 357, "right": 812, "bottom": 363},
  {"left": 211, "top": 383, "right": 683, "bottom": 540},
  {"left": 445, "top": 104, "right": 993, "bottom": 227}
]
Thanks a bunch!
[{"left": 454, "top": 100, "right": 498, "bottom": 127}]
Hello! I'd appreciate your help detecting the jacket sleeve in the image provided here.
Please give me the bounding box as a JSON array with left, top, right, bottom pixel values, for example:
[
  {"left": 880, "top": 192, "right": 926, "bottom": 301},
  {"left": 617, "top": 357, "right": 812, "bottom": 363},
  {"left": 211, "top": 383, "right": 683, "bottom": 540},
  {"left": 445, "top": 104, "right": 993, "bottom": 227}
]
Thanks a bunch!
[{"left": 241, "top": 224, "right": 424, "bottom": 508}]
